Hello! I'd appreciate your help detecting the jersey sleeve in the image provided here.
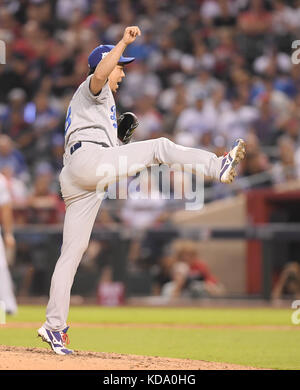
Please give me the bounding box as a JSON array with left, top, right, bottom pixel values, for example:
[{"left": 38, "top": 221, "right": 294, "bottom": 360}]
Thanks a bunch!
[{"left": 80, "top": 74, "right": 110, "bottom": 104}]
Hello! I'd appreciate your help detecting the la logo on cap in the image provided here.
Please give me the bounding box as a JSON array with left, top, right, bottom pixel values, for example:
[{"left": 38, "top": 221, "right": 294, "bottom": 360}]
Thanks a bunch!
[{"left": 102, "top": 52, "right": 109, "bottom": 60}]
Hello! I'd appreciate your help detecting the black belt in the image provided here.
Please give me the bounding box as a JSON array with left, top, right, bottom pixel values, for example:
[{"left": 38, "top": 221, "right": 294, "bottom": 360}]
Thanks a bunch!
[{"left": 70, "top": 141, "right": 109, "bottom": 155}]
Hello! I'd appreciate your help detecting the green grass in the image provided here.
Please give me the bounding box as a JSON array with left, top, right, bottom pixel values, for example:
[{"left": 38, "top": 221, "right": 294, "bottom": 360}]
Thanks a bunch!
[
  {"left": 1, "top": 305, "right": 300, "bottom": 370},
  {"left": 6, "top": 305, "right": 294, "bottom": 326}
]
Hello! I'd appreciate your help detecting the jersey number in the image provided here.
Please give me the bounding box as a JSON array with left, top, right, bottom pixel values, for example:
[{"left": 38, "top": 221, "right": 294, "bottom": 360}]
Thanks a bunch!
[{"left": 110, "top": 105, "right": 117, "bottom": 128}]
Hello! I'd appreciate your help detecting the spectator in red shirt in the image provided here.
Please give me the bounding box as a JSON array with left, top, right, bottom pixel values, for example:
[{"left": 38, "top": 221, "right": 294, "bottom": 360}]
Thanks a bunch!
[
  {"left": 27, "top": 165, "right": 64, "bottom": 224},
  {"left": 157, "top": 239, "right": 225, "bottom": 299},
  {"left": 237, "top": 0, "right": 272, "bottom": 64},
  {"left": 238, "top": 0, "right": 272, "bottom": 37}
]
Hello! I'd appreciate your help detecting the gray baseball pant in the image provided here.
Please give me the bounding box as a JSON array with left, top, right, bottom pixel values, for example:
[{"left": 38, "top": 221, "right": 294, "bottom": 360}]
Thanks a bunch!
[{"left": 44, "top": 137, "right": 222, "bottom": 330}]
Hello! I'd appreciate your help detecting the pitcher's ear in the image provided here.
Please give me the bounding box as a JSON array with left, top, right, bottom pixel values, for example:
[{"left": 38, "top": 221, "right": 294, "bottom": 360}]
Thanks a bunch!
[{"left": 87, "top": 67, "right": 96, "bottom": 76}]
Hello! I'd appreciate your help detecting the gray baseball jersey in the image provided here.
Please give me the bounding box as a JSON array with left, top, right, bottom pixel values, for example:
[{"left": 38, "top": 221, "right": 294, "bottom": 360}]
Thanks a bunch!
[{"left": 64, "top": 75, "right": 119, "bottom": 149}]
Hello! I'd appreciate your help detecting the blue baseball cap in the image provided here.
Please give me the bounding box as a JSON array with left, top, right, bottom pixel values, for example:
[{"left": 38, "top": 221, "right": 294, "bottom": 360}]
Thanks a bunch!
[{"left": 88, "top": 45, "right": 135, "bottom": 69}]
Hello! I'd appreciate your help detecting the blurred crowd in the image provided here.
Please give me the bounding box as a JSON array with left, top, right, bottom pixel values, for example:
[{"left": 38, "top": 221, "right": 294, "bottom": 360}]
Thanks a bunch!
[{"left": 2, "top": 0, "right": 300, "bottom": 299}]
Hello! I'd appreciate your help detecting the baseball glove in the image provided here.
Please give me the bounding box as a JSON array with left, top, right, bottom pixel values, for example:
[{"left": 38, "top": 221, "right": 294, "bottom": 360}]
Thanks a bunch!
[{"left": 117, "top": 112, "right": 139, "bottom": 144}]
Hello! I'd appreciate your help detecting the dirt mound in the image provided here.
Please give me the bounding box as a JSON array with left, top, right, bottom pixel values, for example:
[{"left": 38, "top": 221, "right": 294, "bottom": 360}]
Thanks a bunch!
[{"left": 0, "top": 345, "right": 263, "bottom": 370}]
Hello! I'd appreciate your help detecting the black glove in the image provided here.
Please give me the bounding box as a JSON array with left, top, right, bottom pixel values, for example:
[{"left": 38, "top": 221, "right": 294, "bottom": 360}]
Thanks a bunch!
[{"left": 117, "top": 112, "right": 139, "bottom": 144}]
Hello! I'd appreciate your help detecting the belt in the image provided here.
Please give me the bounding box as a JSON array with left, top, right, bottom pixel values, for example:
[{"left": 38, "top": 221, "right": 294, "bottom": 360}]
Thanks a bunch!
[{"left": 70, "top": 141, "right": 109, "bottom": 155}]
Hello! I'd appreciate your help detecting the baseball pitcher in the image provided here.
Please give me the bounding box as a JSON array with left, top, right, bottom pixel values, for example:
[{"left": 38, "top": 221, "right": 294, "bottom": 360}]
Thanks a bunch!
[{"left": 38, "top": 26, "right": 245, "bottom": 354}]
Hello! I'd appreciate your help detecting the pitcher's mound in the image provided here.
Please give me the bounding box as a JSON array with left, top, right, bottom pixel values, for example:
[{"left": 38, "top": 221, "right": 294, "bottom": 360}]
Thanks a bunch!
[{"left": 0, "top": 345, "right": 263, "bottom": 370}]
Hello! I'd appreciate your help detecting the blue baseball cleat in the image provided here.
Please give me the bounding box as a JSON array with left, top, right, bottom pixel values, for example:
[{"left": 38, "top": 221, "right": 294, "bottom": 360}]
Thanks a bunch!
[
  {"left": 220, "top": 138, "right": 246, "bottom": 184},
  {"left": 38, "top": 326, "right": 73, "bottom": 355}
]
